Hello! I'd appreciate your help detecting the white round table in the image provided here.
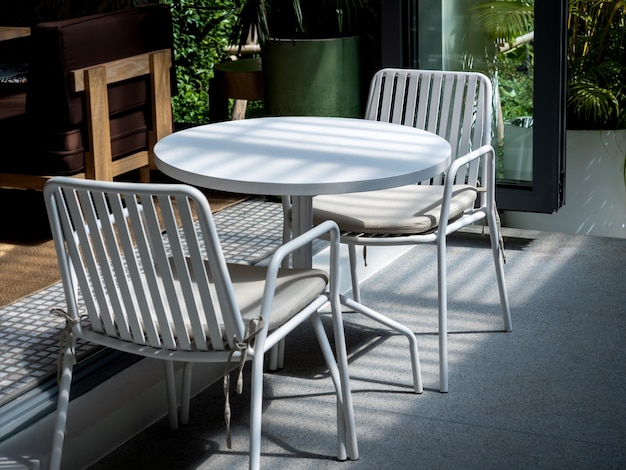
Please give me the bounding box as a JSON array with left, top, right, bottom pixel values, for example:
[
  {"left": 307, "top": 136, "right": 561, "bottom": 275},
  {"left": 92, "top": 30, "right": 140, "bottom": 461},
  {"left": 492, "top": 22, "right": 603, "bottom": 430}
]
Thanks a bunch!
[{"left": 154, "top": 116, "right": 451, "bottom": 267}]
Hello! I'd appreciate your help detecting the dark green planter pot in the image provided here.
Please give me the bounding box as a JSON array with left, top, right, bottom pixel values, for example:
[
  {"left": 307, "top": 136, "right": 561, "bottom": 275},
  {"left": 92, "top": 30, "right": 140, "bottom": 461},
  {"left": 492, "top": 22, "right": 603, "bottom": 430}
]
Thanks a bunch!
[{"left": 262, "top": 36, "right": 362, "bottom": 118}]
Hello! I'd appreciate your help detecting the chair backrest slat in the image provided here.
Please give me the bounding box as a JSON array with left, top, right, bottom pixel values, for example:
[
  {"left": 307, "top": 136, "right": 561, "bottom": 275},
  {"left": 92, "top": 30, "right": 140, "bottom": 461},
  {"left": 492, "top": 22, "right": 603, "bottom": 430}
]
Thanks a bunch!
[
  {"left": 120, "top": 194, "right": 166, "bottom": 346},
  {"left": 53, "top": 189, "right": 97, "bottom": 333},
  {"left": 194, "top": 205, "right": 243, "bottom": 342},
  {"left": 173, "top": 195, "right": 225, "bottom": 349},
  {"left": 125, "top": 192, "right": 178, "bottom": 349},
  {"left": 365, "top": 69, "right": 492, "bottom": 188},
  {"left": 89, "top": 191, "right": 136, "bottom": 342},
  {"left": 44, "top": 178, "right": 246, "bottom": 353},
  {"left": 391, "top": 72, "right": 408, "bottom": 124},
  {"left": 151, "top": 194, "right": 195, "bottom": 350},
  {"left": 455, "top": 74, "right": 478, "bottom": 184},
  {"left": 64, "top": 189, "right": 119, "bottom": 337},
  {"left": 414, "top": 74, "right": 430, "bottom": 130},
  {"left": 108, "top": 194, "right": 153, "bottom": 345},
  {"left": 403, "top": 74, "right": 419, "bottom": 127},
  {"left": 446, "top": 74, "right": 464, "bottom": 156}
]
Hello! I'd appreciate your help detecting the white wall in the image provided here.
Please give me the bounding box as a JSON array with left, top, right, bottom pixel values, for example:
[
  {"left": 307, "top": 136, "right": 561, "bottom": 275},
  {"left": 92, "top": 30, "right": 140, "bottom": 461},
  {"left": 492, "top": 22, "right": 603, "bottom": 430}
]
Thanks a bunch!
[{"left": 504, "top": 130, "right": 626, "bottom": 239}]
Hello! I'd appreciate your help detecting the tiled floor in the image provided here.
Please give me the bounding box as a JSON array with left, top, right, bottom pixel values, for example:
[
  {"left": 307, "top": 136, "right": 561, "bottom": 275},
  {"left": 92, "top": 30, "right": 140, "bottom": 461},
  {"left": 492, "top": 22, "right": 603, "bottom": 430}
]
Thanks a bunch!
[
  {"left": 0, "top": 198, "right": 284, "bottom": 407},
  {"left": 87, "top": 227, "right": 626, "bottom": 469},
  {"left": 3, "top": 201, "right": 626, "bottom": 468}
]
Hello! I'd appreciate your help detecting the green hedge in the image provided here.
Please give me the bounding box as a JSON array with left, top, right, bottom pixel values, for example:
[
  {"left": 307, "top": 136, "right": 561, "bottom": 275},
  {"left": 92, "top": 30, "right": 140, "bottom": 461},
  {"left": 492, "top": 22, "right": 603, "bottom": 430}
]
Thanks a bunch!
[{"left": 161, "top": 0, "right": 239, "bottom": 124}]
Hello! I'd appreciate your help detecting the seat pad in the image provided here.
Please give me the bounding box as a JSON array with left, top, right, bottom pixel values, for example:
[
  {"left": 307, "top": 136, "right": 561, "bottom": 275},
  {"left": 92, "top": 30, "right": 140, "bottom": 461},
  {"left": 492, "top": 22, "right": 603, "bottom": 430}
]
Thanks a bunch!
[
  {"left": 228, "top": 263, "right": 328, "bottom": 329},
  {"left": 162, "top": 259, "right": 328, "bottom": 343},
  {"left": 312, "top": 184, "right": 478, "bottom": 234}
]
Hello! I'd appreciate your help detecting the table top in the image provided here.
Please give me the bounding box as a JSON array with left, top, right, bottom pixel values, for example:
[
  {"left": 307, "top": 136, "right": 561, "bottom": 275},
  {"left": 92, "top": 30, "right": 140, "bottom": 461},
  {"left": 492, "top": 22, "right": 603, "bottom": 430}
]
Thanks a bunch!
[
  {"left": 0, "top": 26, "right": 31, "bottom": 42},
  {"left": 154, "top": 116, "right": 451, "bottom": 196}
]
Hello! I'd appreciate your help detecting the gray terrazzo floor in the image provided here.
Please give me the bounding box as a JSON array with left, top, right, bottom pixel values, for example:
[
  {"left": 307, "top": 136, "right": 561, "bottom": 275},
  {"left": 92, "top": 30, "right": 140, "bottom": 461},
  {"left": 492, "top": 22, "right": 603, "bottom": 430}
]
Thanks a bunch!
[{"left": 88, "top": 227, "right": 626, "bottom": 469}]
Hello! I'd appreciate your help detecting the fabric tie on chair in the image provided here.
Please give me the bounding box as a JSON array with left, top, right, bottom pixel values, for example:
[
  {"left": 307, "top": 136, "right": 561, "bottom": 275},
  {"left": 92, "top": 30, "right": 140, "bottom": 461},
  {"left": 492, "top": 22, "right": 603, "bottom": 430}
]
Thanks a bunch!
[
  {"left": 224, "top": 315, "right": 264, "bottom": 449},
  {"left": 50, "top": 308, "right": 80, "bottom": 384}
]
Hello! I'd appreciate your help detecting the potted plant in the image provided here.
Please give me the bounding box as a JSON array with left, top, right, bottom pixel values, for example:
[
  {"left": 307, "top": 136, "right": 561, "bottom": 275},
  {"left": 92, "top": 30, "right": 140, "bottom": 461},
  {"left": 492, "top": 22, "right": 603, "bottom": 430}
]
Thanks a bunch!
[{"left": 230, "top": 0, "right": 376, "bottom": 117}]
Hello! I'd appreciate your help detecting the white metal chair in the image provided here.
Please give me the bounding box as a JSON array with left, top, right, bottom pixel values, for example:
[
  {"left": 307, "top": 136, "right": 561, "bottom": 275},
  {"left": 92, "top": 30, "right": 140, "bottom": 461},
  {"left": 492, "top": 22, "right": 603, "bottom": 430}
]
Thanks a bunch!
[
  {"left": 309, "top": 69, "right": 512, "bottom": 393},
  {"left": 43, "top": 177, "right": 358, "bottom": 470}
]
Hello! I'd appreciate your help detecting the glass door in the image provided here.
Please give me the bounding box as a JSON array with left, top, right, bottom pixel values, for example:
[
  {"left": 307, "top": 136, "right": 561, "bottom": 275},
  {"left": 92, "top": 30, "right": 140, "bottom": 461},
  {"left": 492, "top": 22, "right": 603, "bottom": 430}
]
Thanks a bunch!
[{"left": 382, "top": 0, "right": 566, "bottom": 213}]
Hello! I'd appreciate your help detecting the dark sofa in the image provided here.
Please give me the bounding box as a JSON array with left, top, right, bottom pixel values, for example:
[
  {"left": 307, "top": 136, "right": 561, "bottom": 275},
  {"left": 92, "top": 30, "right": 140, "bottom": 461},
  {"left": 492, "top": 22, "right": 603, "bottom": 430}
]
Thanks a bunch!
[{"left": 0, "top": 2, "right": 174, "bottom": 188}]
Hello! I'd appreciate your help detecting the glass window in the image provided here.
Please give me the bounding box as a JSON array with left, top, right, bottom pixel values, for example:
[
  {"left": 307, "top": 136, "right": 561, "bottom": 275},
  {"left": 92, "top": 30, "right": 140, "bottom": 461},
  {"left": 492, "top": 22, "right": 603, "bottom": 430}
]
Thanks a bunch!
[{"left": 380, "top": 0, "right": 566, "bottom": 213}]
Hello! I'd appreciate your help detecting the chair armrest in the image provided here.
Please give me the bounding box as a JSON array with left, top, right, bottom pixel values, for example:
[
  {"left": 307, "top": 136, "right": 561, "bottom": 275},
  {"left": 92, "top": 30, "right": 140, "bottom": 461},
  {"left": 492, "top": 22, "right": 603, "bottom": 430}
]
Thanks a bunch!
[
  {"left": 269, "top": 220, "right": 339, "bottom": 267},
  {"left": 438, "top": 144, "right": 495, "bottom": 232},
  {"left": 446, "top": 144, "right": 495, "bottom": 183},
  {"left": 259, "top": 220, "right": 342, "bottom": 319}
]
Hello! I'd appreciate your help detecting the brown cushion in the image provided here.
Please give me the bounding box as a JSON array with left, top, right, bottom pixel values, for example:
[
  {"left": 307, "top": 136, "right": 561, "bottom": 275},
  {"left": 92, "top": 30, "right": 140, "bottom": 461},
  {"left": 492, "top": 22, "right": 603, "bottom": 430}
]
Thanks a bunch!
[{"left": 0, "top": 92, "right": 26, "bottom": 121}]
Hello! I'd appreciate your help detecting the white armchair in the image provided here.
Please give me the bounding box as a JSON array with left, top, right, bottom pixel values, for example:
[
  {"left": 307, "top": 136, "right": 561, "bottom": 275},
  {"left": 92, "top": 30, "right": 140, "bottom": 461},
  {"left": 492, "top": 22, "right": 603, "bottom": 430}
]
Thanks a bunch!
[
  {"left": 44, "top": 177, "right": 358, "bottom": 470},
  {"left": 309, "top": 69, "right": 513, "bottom": 393}
]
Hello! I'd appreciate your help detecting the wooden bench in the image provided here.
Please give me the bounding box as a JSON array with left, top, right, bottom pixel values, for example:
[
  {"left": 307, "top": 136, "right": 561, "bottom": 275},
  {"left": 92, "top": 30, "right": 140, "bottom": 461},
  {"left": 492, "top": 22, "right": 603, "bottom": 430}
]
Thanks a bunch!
[
  {"left": 0, "top": 50, "right": 172, "bottom": 190},
  {"left": 0, "top": 4, "right": 174, "bottom": 191}
]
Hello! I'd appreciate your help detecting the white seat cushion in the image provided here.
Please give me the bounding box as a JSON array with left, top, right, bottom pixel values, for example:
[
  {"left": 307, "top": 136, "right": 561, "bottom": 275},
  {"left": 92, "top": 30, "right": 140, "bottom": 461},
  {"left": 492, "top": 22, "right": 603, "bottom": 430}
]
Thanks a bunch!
[
  {"left": 137, "top": 259, "right": 328, "bottom": 348},
  {"left": 176, "top": 260, "right": 327, "bottom": 330},
  {"left": 312, "top": 184, "right": 478, "bottom": 234},
  {"left": 228, "top": 263, "right": 328, "bottom": 329}
]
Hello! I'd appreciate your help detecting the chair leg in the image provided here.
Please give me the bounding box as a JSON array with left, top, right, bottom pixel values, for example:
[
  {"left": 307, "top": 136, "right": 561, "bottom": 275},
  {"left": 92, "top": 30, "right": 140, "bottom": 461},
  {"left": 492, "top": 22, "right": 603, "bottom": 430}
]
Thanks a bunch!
[
  {"left": 138, "top": 165, "right": 151, "bottom": 182},
  {"left": 437, "top": 235, "right": 449, "bottom": 393},
  {"left": 180, "top": 362, "right": 194, "bottom": 425},
  {"left": 487, "top": 209, "right": 513, "bottom": 332},
  {"left": 164, "top": 361, "right": 179, "bottom": 430},
  {"left": 310, "top": 312, "right": 359, "bottom": 461},
  {"left": 276, "top": 339, "right": 285, "bottom": 368},
  {"left": 347, "top": 242, "right": 422, "bottom": 393},
  {"left": 49, "top": 347, "right": 75, "bottom": 470},
  {"left": 268, "top": 195, "right": 292, "bottom": 372},
  {"left": 341, "top": 295, "right": 423, "bottom": 394},
  {"left": 268, "top": 339, "right": 285, "bottom": 370},
  {"left": 249, "top": 353, "right": 265, "bottom": 470},
  {"left": 268, "top": 344, "right": 278, "bottom": 370},
  {"left": 348, "top": 244, "right": 362, "bottom": 302}
]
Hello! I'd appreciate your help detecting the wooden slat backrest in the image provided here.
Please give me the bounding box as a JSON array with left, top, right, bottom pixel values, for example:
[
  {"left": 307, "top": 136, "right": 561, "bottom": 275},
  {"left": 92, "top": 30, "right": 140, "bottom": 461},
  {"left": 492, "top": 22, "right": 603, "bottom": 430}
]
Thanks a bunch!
[
  {"left": 47, "top": 179, "right": 245, "bottom": 352},
  {"left": 76, "top": 49, "right": 173, "bottom": 182},
  {"left": 0, "top": 49, "right": 173, "bottom": 191},
  {"left": 365, "top": 69, "right": 492, "bottom": 187}
]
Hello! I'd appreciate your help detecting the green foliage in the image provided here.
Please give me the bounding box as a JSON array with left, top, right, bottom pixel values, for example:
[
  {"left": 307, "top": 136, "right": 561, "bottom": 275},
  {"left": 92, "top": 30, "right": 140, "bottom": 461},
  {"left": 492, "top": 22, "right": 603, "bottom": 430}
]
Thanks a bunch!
[
  {"left": 161, "top": 0, "right": 376, "bottom": 123},
  {"left": 473, "top": 0, "right": 534, "bottom": 45},
  {"left": 567, "top": 0, "right": 626, "bottom": 129},
  {"left": 474, "top": 0, "right": 626, "bottom": 130},
  {"left": 160, "top": 0, "right": 239, "bottom": 124},
  {"left": 471, "top": 0, "right": 534, "bottom": 121},
  {"left": 497, "top": 47, "right": 534, "bottom": 120}
]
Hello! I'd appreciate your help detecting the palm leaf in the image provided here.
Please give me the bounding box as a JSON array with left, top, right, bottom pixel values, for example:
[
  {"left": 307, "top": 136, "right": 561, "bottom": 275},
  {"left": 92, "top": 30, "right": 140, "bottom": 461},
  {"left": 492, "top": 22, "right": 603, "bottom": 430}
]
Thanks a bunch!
[
  {"left": 568, "top": 79, "right": 620, "bottom": 127},
  {"left": 471, "top": 0, "right": 534, "bottom": 44}
]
